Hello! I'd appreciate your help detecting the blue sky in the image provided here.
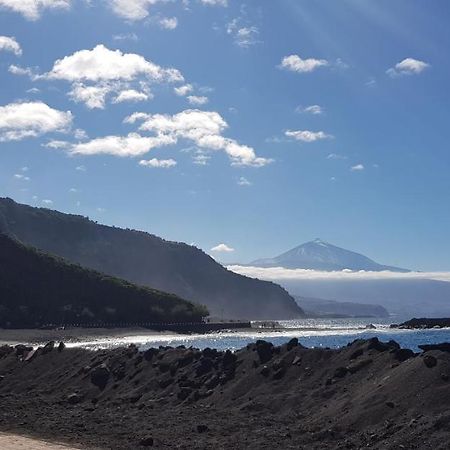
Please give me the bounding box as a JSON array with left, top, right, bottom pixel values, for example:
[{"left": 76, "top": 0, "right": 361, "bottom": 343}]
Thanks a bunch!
[{"left": 0, "top": 0, "right": 449, "bottom": 271}]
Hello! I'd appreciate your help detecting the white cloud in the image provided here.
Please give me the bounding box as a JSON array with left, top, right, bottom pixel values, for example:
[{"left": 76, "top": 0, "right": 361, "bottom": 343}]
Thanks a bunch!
[
  {"left": 159, "top": 17, "right": 178, "bottom": 30},
  {"left": 237, "top": 176, "right": 251, "bottom": 186},
  {"left": 113, "top": 32, "right": 139, "bottom": 41},
  {"left": 228, "top": 265, "right": 450, "bottom": 284},
  {"left": 139, "top": 158, "right": 177, "bottom": 168},
  {"left": 350, "top": 164, "right": 365, "bottom": 171},
  {"left": 211, "top": 243, "right": 234, "bottom": 253},
  {"left": 285, "top": 130, "right": 333, "bottom": 142},
  {"left": 0, "top": 36, "right": 22, "bottom": 56},
  {"left": 75, "top": 165, "right": 86, "bottom": 171},
  {"left": 187, "top": 95, "right": 208, "bottom": 106},
  {"left": 327, "top": 153, "right": 347, "bottom": 160},
  {"left": 70, "top": 133, "right": 176, "bottom": 157},
  {"left": 69, "top": 83, "right": 112, "bottom": 109},
  {"left": 227, "top": 19, "right": 260, "bottom": 48},
  {"left": 113, "top": 89, "right": 152, "bottom": 103},
  {"left": 387, "top": 58, "right": 430, "bottom": 77},
  {"left": 47, "top": 44, "right": 183, "bottom": 83},
  {"left": 296, "top": 105, "right": 323, "bottom": 115},
  {"left": 8, "top": 64, "right": 39, "bottom": 79},
  {"left": 108, "top": 0, "right": 163, "bottom": 21},
  {"left": 14, "top": 173, "right": 30, "bottom": 181},
  {"left": 174, "top": 84, "right": 193, "bottom": 96},
  {"left": 42, "top": 199, "right": 53, "bottom": 205},
  {"left": 73, "top": 128, "right": 88, "bottom": 140},
  {"left": 0, "top": 0, "right": 71, "bottom": 21},
  {"left": 0, "top": 101, "right": 73, "bottom": 142},
  {"left": 43, "top": 45, "right": 183, "bottom": 108},
  {"left": 200, "top": 0, "right": 227, "bottom": 5},
  {"left": 280, "top": 54, "right": 329, "bottom": 73},
  {"left": 44, "top": 140, "right": 71, "bottom": 149},
  {"left": 126, "top": 109, "right": 272, "bottom": 167}
]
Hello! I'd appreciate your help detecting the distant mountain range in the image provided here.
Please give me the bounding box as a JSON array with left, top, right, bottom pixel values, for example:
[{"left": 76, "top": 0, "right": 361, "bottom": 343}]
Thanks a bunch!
[
  {"left": 294, "top": 296, "right": 389, "bottom": 319},
  {"left": 0, "top": 198, "right": 304, "bottom": 320},
  {"left": 250, "top": 239, "right": 409, "bottom": 272},
  {"left": 0, "top": 233, "right": 207, "bottom": 328}
]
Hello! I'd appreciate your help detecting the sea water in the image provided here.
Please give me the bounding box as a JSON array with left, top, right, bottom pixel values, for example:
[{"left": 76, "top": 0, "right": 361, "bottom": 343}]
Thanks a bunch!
[{"left": 68, "top": 318, "right": 450, "bottom": 352}]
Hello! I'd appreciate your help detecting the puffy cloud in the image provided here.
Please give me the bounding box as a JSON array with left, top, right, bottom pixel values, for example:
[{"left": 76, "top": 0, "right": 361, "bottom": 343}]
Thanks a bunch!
[
  {"left": 0, "top": 101, "right": 73, "bottom": 141},
  {"left": 0, "top": 36, "right": 22, "bottom": 56},
  {"left": 211, "top": 243, "right": 234, "bottom": 253},
  {"left": 0, "top": 0, "right": 71, "bottom": 21},
  {"left": 113, "top": 89, "right": 152, "bottom": 103},
  {"left": 139, "top": 158, "right": 177, "bottom": 168},
  {"left": 159, "top": 17, "right": 178, "bottom": 30},
  {"left": 296, "top": 104, "right": 323, "bottom": 115},
  {"left": 126, "top": 109, "right": 272, "bottom": 167},
  {"left": 280, "top": 54, "right": 329, "bottom": 73},
  {"left": 41, "top": 199, "right": 53, "bottom": 205},
  {"left": 350, "top": 164, "right": 365, "bottom": 171},
  {"left": 187, "top": 95, "right": 208, "bottom": 105},
  {"left": 174, "top": 84, "right": 193, "bottom": 96},
  {"left": 40, "top": 45, "right": 183, "bottom": 108},
  {"left": 108, "top": 0, "right": 163, "bottom": 21},
  {"left": 228, "top": 265, "right": 450, "bottom": 284},
  {"left": 387, "top": 58, "right": 430, "bottom": 77},
  {"left": 70, "top": 133, "right": 176, "bottom": 157},
  {"left": 285, "top": 130, "right": 333, "bottom": 142},
  {"left": 47, "top": 44, "right": 183, "bottom": 83}
]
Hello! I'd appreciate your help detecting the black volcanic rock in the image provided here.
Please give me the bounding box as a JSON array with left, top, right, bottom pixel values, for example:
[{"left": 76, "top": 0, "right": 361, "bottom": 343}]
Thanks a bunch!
[{"left": 0, "top": 198, "right": 303, "bottom": 320}]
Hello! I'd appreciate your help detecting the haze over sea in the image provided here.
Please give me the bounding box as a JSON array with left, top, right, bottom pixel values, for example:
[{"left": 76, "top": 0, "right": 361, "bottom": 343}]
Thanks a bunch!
[{"left": 65, "top": 318, "right": 450, "bottom": 353}]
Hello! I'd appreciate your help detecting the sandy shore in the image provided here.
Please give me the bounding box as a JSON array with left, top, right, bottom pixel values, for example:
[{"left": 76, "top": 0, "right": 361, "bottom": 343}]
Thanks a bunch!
[{"left": 0, "top": 433, "right": 83, "bottom": 449}]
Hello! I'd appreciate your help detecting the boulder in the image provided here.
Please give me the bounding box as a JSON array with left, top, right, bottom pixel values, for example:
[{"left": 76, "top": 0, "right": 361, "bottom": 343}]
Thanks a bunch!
[
  {"left": 57, "top": 342, "right": 65, "bottom": 352},
  {"left": 197, "top": 425, "right": 208, "bottom": 433},
  {"left": 393, "top": 348, "right": 415, "bottom": 362},
  {"left": 256, "top": 340, "right": 273, "bottom": 364},
  {"left": 286, "top": 338, "right": 299, "bottom": 351},
  {"left": 347, "top": 359, "right": 373, "bottom": 374},
  {"left": 196, "top": 357, "right": 214, "bottom": 377},
  {"left": 419, "top": 343, "right": 450, "bottom": 353},
  {"left": 423, "top": 355, "right": 437, "bottom": 368},
  {"left": 42, "top": 341, "right": 55, "bottom": 354},
  {"left": 90, "top": 364, "right": 110, "bottom": 389},
  {"left": 67, "top": 393, "right": 83, "bottom": 405},
  {"left": 15, "top": 344, "right": 32, "bottom": 357},
  {"left": 333, "top": 367, "right": 348, "bottom": 378},
  {"left": 139, "top": 437, "right": 154, "bottom": 447}
]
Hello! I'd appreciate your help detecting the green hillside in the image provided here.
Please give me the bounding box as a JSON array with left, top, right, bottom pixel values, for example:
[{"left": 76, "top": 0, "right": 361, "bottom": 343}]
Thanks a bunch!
[{"left": 0, "top": 233, "right": 208, "bottom": 328}]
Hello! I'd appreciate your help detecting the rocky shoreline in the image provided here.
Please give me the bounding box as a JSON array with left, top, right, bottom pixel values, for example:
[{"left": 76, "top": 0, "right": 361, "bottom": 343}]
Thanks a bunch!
[
  {"left": 1, "top": 338, "right": 450, "bottom": 449},
  {"left": 392, "top": 318, "right": 450, "bottom": 329}
]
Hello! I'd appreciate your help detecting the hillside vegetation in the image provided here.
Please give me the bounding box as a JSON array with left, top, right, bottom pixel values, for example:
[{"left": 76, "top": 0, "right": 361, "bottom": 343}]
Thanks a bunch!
[
  {"left": 0, "top": 198, "right": 303, "bottom": 320},
  {"left": 0, "top": 233, "right": 208, "bottom": 328}
]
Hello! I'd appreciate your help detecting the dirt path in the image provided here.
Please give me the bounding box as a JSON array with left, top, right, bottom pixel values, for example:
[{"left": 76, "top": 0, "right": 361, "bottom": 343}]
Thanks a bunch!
[{"left": 0, "top": 433, "right": 83, "bottom": 450}]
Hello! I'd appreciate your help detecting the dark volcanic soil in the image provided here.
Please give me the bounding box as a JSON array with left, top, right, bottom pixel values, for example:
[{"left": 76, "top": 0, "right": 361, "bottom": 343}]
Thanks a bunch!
[{"left": 1, "top": 338, "right": 450, "bottom": 449}]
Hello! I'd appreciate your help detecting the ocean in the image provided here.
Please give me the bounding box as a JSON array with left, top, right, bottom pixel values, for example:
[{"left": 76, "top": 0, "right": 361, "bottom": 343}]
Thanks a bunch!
[{"left": 68, "top": 318, "right": 450, "bottom": 352}]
